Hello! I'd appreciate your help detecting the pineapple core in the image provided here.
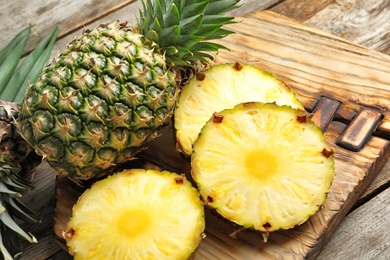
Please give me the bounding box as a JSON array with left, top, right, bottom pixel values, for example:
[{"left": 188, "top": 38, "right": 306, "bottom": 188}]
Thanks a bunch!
[
  {"left": 117, "top": 209, "right": 152, "bottom": 238},
  {"left": 245, "top": 149, "right": 279, "bottom": 180}
]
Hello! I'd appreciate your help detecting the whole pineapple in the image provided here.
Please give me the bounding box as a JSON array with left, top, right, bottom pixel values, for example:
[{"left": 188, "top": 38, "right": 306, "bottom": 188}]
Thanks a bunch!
[
  {"left": 64, "top": 169, "right": 205, "bottom": 259},
  {"left": 18, "top": 0, "right": 239, "bottom": 183},
  {"left": 191, "top": 102, "right": 335, "bottom": 232}
]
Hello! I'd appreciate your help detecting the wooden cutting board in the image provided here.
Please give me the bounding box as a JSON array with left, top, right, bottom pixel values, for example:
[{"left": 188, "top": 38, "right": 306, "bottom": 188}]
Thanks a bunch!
[{"left": 53, "top": 10, "right": 390, "bottom": 259}]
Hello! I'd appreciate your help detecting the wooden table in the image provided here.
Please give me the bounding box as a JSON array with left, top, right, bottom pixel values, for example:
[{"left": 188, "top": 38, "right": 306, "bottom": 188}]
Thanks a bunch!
[{"left": 2, "top": 0, "right": 389, "bottom": 259}]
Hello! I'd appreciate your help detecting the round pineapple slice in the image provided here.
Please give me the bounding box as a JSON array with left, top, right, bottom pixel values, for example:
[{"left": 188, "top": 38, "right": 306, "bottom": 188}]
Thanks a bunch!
[
  {"left": 191, "top": 102, "right": 334, "bottom": 232},
  {"left": 174, "top": 62, "right": 304, "bottom": 156},
  {"left": 64, "top": 169, "right": 205, "bottom": 259}
]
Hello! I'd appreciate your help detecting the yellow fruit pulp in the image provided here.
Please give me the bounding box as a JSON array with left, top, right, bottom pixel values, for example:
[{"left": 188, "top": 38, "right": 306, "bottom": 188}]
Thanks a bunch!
[
  {"left": 65, "top": 169, "right": 205, "bottom": 260},
  {"left": 174, "top": 62, "right": 304, "bottom": 155},
  {"left": 191, "top": 102, "right": 334, "bottom": 232}
]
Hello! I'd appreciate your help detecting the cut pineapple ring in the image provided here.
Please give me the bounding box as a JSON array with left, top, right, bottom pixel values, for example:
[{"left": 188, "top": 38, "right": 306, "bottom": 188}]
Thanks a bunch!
[
  {"left": 174, "top": 62, "right": 304, "bottom": 155},
  {"left": 191, "top": 102, "right": 334, "bottom": 232},
  {"left": 64, "top": 169, "right": 205, "bottom": 260}
]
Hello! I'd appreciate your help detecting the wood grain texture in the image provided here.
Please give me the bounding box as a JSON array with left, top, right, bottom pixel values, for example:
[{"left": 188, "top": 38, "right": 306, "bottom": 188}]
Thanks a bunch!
[
  {"left": 273, "top": 0, "right": 390, "bottom": 55},
  {"left": 0, "top": 0, "right": 137, "bottom": 52},
  {"left": 310, "top": 97, "right": 341, "bottom": 131},
  {"left": 272, "top": 0, "right": 335, "bottom": 21},
  {"left": 304, "top": 0, "right": 390, "bottom": 54},
  {"left": 228, "top": 0, "right": 281, "bottom": 16},
  {"left": 217, "top": 11, "right": 390, "bottom": 116},
  {"left": 18, "top": 162, "right": 61, "bottom": 260},
  {"left": 337, "top": 109, "right": 383, "bottom": 151},
  {"left": 317, "top": 187, "right": 390, "bottom": 259},
  {"left": 358, "top": 158, "right": 390, "bottom": 206}
]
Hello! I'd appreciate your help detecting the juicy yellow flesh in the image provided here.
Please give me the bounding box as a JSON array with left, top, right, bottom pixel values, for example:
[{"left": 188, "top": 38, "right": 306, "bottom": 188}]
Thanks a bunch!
[
  {"left": 191, "top": 103, "right": 334, "bottom": 232},
  {"left": 174, "top": 63, "right": 304, "bottom": 155},
  {"left": 65, "top": 169, "right": 205, "bottom": 260},
  {"left": 246, "top": 149, "right": 279, "bottom": 180},
  {"left": 117, "top": 209, "right": 152, "bottom": 238}
]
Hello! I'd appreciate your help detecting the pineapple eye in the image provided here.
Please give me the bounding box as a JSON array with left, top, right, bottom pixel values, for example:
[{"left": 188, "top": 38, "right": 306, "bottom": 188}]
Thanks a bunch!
[
  {"left": 196, "top": 72, "right": 205, "bottom": 81},
  {"left": 175, "top": 177, "right": 184, "bottom": 184},
  {"left": 262, "top": 222, "right": 272, "bottom": 232},
  {"left": 64, "top": 228, "right": 75, "bottom": 241},
  {"left": 297, "top": 112, "right": 307, "bottom": 123},
  {"left": 212, "top": 112, "right": 223, "bottom": 123},
  {"left": 321, "top": 147, "right": 334, "bottom": 158},
  {"left": 233, "top": 62, "right": 244, "bottom": 71}
]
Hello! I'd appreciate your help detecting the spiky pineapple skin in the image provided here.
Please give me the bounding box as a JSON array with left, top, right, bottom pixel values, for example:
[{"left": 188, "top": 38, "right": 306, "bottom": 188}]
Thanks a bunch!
[
  {"left": 18, "top": 22, "right": 178, "bottom": 181},
  {"left": 0, "top": 101, "right": 29, "bottom": 165}
]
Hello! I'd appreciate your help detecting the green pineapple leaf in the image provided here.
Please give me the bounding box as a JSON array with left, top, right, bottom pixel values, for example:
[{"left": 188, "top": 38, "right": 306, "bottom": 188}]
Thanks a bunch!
[
  {"left": 179, "top": 14, "right": 203, "bottom": 35},
  {"left": 0, "top": 27, "right": 30, "bottom": 67},
  {"left": 0, "top": 182, "right": 22, "bottom": 198},
  {"left": 163, "top": 2, "right": 180, "bottom": 28},
  {"left": 181, "top": 1, "right": 208, "bottom": 19},
  {"left": 205, "top": 0, "right": 241, "bottom": 15},
  {"left": 1, "top": 27, "right": 59, "bottom": 103},
  {"left": 178, "top": 35, "right": 203, "bottom": 50},
  {"left": 138, "top": 0, "right": 240, "bottom": 66},
  {"left": 0, "top": 208, "right": 37, "bottom": 244},
  {"left": 0, "top": 31, "right": 30, "bottom": 96},
  {"left": 3, "top": 196, "right": 39, "bottom": 223},
  {"left": 0, "top": 234, "right": 13, "bottom": 260},
  {"left": 160, "top": 25, "right": 180, "bottom": 46}
]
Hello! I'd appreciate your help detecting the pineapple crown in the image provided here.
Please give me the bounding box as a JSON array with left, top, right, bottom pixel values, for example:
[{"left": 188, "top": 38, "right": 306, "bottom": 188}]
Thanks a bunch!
[{"left": 137, "top": 0, "right": 239, "bottom": 67}]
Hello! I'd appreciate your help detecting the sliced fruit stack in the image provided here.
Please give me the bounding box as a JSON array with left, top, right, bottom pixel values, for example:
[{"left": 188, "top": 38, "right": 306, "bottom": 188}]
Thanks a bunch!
[
  {"left": 174, "top": 62, "right": 304, "bottom": 156},
  {"left": 175, "top": 62, "right": 335, "bottom": 233}
]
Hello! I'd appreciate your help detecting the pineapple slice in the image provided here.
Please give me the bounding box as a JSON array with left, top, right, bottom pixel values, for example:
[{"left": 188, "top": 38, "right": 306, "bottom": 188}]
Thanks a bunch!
[
  {"left": 174, "top": 62, "right": 304, "bottom": 156},
  {"left": 191, "top": 102, "right": 334, "bottom": 232},
  {"left": 64, "top": 169, "right": 205, "bottom": 259}
]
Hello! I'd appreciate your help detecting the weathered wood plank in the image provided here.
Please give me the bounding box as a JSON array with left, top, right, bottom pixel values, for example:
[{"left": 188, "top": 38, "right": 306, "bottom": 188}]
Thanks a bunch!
[
  {"left": 228, "top": 0, "right": 281, "bottom": 16},
  {"left": 17, "top": 162, "right": 61, "bottom": 260},
  {"left": 0, "top": 0, "right": 137, "bottom": 52},
  {"left": 304, "top": 0, "right": 390, "bottom": 55},
  {"left": 273, "top": 0, "right": 390, "bottom": 54},
  {"left": 358, "top": 158, "right": 390, "bottom": 207},
  {"left": 272, "top": 0, "right": 335, "bottom": 21},
  {"left": 271, "top": 0, "right": 390, "bottom": 211},
  {"left": 317, "top": 187, "right": 390, "bottom": 259},
  {"left": 219, "top": 11, "right": 390, "bottom": 113}
]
